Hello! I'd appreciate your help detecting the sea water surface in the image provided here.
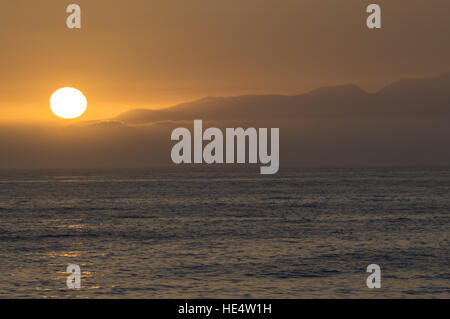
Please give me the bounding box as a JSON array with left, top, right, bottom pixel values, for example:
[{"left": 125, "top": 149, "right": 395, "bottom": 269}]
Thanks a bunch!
[{"left": 0, "top": 168, "right": 448, "bottom": 298}]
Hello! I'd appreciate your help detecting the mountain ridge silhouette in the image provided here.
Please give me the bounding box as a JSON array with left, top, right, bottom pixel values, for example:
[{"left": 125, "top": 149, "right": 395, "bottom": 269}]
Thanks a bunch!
[{"left": 115, "top": 73, "right": 450, "bottom": 124}]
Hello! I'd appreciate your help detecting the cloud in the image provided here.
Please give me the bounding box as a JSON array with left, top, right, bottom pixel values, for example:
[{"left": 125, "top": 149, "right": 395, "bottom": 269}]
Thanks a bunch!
[{"left": 0, "top": 74, "right": 449, "bottom": 168}]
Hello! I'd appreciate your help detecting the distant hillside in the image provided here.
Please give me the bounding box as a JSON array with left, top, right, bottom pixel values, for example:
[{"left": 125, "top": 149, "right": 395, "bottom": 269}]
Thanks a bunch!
[
  {"left": 115, "top": 73, "right": 450, "bottom": 124},
  {"left": 1, "top": 73, "right": 450, "bottom": 169}
]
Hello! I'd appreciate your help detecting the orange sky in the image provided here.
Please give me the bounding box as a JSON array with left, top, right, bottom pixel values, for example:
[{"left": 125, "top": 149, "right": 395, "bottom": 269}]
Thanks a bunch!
[{"left": 1, "top": 0, "right": 450, "bottom": 122}]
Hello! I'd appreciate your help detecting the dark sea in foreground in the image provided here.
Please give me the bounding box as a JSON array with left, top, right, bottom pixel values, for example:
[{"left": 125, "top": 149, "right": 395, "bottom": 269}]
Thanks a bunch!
[{"left": 0, "top": 168, "right": 448, "bottom": 298}]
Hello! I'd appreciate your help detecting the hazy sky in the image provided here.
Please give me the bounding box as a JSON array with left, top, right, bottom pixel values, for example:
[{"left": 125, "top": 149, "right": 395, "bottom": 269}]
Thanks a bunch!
[{"left": 1, "top": 0, "right": 450, "bottom": 121}]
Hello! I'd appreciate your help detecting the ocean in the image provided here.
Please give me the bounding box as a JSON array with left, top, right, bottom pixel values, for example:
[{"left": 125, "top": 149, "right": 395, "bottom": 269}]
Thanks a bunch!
[{"left": 0, "top": 168, "right": 448, "bottom": 298}]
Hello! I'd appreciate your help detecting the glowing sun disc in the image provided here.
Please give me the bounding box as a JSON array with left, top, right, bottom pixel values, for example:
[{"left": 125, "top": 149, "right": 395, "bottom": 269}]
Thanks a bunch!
[{"left": 50, "top": 87, "right": 87, "bottom": 119}]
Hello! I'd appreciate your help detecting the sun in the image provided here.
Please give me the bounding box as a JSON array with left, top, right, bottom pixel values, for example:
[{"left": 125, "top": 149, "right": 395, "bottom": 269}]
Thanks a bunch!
[{"left": 50, "top": 87, "right": 87, "bottom": 119}]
